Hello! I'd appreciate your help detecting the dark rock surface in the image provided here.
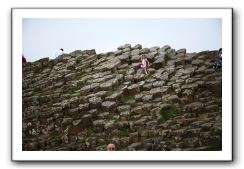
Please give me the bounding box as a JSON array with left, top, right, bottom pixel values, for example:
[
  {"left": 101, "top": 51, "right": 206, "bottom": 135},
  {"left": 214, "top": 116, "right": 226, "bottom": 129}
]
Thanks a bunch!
[{"left": 22, "top": 45, "right": 221, "bottom": 151}]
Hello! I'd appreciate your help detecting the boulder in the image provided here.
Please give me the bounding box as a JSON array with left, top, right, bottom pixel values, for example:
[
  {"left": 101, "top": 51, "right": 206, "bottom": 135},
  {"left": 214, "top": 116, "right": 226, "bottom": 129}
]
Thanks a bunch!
[
  {"left": 102, "top": 101, "right": 117, "bottom": 111},
  {"left": 131, "top": 54, "right": 140, "bottom": 63},
  {"left": 152, "top": 81, "right": 165, "bottom": 88},
  {"left": 139, "top": 48, "right": 150, "bottom": 55},
  {"left": 127, "top": 142, "right": 142, "bottom": 151},
  {"left": 195, "top": 65, "right": 207, "bottom": 75},
  {"left": 191, "top": 59, "right": 204, "bottom": 66},
  {"left": 142, "top": 95, "right": 153, "bottom": 102},
  {"left": 88, "top": 97, "right": 102, "bottom": 109},
  {"left": 131, "top": 49, "right": 140, "bottom": 55},
  {"left": 153, "top": 57, "right": 165, "bottom": 69},
  {"left": 104, "top": 58, "right": 121, "bottom": 70},
  {"left": 100, "top": 78, "right": 118, "bottom": 90},
  {"left": 175, "top": 57, "right": 185, "bottom": 66},
  {"left": 161, "top": 45, "right": 171, "bottom": 52},
  {"left": 117, "top": 105, "right": 131, "bottom": 112},
  {"left": 117, "top": 54, "right": 130, "bottom": 63},
  {"left": 149, "top": 87, "right": 162, "bottom": 99},
  {"left": 79, "top": 103, "right": 89, "bottom": 112},
  {"left": 105, "top": 91, "right": 123, "bottom": 102},
  {"left": 114, "top": 50, "right": 123, "bottom": 56},
  {"left": 119, "top": 111, "right": 130, "bottom": 120},
  {"left": 133, "top": 73, "right": 145, "bottom": 82},
  {"left": 123, "top": 47, "right": 131, "bottom": 53},
  {"left": 104, "top": 120, "right": 117, "bottom": 132},
  {"left": 129, "top": 132, "right": 139, "bottom": 143},
  {"left": 168, "top": 95, "right": 179, "bottom": 103},
  {"left": 149, "top": 46, "right": 160, "bottom": 52},
  {"left": 176, "top": 48, "right": 186, "bottom": 54},
  {"left": 90, "top": 83, "right": 100, "bottom": 92},
  {"left": 131, "top": 106, "right": 142, "bottom": 115},
  {"left": 118, "top": 44, "right": 131, "bottom": 50},
  {"left": 98, "top": 112, "right": 110, "bottom": 119},
  {"left": 142, "top": 83, "right": 153, "bottom": 91},
  {"left": 183, "top": 102, "right": 205, "bottom": 113},
  {"left": 62, "top": 118, "right": 73, "bottom": 126},
  {"left": 133, "top": 44, "right": 142, "bottom": 49},
  {"left": 80, "top": 85, "right": 91, "bottom": 95},
  {"left": 93, "top": 119, "right": 105, "bottom": 131},
  {"left": 127, "top": 84, "right": 140, "bottom": 95}
]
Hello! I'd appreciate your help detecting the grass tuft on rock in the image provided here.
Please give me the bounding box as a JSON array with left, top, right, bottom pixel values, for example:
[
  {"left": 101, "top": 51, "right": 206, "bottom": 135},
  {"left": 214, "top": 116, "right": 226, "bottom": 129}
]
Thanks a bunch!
[{"left": 157, "top": 105, "right": 178, "bottom": 124}]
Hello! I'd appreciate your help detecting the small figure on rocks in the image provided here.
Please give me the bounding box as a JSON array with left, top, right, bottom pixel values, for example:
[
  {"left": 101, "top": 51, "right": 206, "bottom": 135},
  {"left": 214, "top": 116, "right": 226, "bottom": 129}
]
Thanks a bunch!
[
  {"left": 107, "top": 143, "right": 116, "bottom": 151},
  {"left": 213, "top": 48, "right": 222, "bottom": 70},
  {"left": 59, "top": 48, "right": 65, "bottom": 55},
  {"left": 218, "top": 48, "right": 222, "bottom": 58},
  {"left": 56, "top": 48, "right": 65, "bottom": 58},
  {"left": 140, "top": 54, "right": 150, "bottom": 75}
]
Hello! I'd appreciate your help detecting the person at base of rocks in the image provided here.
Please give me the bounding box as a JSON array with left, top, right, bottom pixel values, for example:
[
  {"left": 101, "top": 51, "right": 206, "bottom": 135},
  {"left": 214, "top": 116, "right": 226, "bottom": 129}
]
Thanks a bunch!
[
  {"left": 106, "top": 143, "right": 116, "bottom": 151},
  {"left": 140, "top": 54, "right": 150, "bottom": 75},
  {"left": 145, "top": 143, "right": 154, "bottom": 151}
]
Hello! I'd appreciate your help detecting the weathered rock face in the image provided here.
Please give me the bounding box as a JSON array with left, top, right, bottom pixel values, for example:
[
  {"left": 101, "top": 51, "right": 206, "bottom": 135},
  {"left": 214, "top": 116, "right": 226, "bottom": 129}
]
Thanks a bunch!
[{"left": 22, "top": 45, "right": 222, "bottom": 151}]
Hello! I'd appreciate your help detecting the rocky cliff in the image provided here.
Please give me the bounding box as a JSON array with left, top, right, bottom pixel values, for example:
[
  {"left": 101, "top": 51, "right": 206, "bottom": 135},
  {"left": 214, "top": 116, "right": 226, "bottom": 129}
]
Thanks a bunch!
[{"left": 22, "top": 44, "right": 222, "bottom": 151}]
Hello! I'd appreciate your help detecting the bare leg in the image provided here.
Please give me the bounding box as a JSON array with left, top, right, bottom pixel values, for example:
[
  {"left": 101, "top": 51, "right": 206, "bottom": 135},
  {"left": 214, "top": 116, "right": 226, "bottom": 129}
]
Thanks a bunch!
[{"left": 144, "top": 68, "right": 148, "bottom": 74}]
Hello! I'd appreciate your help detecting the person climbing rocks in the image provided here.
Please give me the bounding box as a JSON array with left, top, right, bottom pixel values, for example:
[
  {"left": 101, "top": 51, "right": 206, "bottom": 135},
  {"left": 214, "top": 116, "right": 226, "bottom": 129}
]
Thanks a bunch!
[
  {"left": 140, "top": 54, "right": 150, "bottom": 75},
  {"left": 213, "top": 48, "right": 222, "bottom": 70},
  {"left": 106, "top": 143, "right": 116, "bottom": 151}
]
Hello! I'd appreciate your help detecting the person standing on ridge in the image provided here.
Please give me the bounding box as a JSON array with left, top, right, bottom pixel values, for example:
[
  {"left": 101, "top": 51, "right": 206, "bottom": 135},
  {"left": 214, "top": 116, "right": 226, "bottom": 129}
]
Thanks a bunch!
[
  {"left": 59, "top": 48, "right": 64, "bottom": 56},
  {"left": 55, "top": 48, "right": 65, "bottom": 59}
]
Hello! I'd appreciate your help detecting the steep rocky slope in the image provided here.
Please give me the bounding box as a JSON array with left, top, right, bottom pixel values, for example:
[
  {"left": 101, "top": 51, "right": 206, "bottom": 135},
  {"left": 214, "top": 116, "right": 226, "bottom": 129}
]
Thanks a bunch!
[{"left": 22, "top": 44, "right": 222, "bottom": 151}]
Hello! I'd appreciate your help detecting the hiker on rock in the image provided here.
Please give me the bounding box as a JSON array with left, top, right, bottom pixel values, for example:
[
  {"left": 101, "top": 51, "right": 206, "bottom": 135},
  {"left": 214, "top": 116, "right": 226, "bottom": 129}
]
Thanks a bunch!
[
  {"left": 218, "top": 48, "right": 222, "bottom": 58},
  {"left": 55, "top": 48, "right": 65, "bottom": 58},
  {"left": 213, "top": 48, "right": 222, "bottom": 70},
  {"left": 59, "top": 48, "right": 65, "bottom": 55},
  {"left": 140, "top": 54, "right": 150, "bottom": 75}
]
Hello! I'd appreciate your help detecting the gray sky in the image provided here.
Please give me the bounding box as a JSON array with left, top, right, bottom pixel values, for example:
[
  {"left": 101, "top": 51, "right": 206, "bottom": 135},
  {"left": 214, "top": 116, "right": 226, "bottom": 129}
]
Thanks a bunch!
[{"left": 22, "top": 18, "right": 222, "bottom": 62}]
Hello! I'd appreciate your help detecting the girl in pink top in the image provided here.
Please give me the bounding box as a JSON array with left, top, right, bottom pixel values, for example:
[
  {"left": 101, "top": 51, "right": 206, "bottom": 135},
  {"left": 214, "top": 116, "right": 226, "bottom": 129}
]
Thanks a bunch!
[{"left": 140, "top": 54, "right": 150, "bottom": 75}]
